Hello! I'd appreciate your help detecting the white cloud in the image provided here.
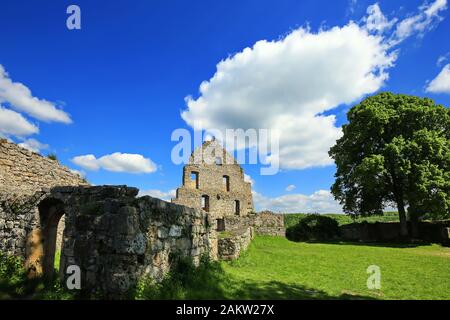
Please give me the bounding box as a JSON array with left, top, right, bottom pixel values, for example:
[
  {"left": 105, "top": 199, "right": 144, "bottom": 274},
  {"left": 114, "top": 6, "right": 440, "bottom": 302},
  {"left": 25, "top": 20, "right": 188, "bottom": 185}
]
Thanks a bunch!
[
  {"left": 253, "top": 190, "right": 343, "bottom": 214},
  {"left": 285, "top": 184, "right": 296, "bottom": 192},
  {"left": 0, "top": 65, "right": 71, "bottom": 123},
  {"left": 180, "top": 1, "right": 446, "bottom": 171},
  {"left": 426, "top": 64, "right": 450, "bottom": 94},
  {"left": 182, "top": 23, "right": 393, "bottom": 170},
  {"left": 348, "top": 0, "right": 358, "bottom": 15},
  {"left": 18, "top": 138, "right": 49, "bottom": 153},
  {"left": 437, "top": 53, "right": 450, "bottom": 66},
  {"left": 138, "top": 189, "right": 176, "bottom": 201},
  {"left": 364, "top": 3, "right": 397, "bottom": 33},
  {"left": 391, "top": 0, "right": 447, "bottom": 45},
  {"left": 72, "top": 154, "right": 99, "bottom": 171},
  {"left": 69, "top": 168, "right": 86, "bottom": 178},
  {"left": 0, "top": 106, "right": 39, "bottom": 137},
  {"left": 244, "top": 173, "right": 254, "bottom": 185},
  {"left": 72, "top": 152, "right": 157, "bottom": 174}
]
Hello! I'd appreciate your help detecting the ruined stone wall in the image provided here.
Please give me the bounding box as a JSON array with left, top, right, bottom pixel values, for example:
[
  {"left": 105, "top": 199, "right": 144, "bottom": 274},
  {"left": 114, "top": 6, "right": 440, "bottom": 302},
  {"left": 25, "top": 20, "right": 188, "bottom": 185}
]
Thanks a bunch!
[
  {"left": 45, "top": 186, "right": 217, "bottom": 297},
  {"left": 224, "top": 212, "right": 285, "bottom": 236},
  {"left": 218, "top": 227, "right": 254, "bottom": 261},
  {"left": 340, "top": 221, "right": 450, "bottom": 246},
  {"left": 0, "top": 191, "right": 44, "bottom": 257},
  {"left": 173, "top": 140, "right": 253, "bottom": 219},
  {"left": 0, "top": 139, "right": 86, "bottom": 193},
  {"left": 0, "top": 139, "right": 87, "bottom": 257}
]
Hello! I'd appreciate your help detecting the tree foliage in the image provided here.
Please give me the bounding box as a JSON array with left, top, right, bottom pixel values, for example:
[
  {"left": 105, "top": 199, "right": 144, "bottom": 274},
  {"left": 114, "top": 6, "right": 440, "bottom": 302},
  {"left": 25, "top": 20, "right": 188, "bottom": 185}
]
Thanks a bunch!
[{"left": 329, "top": 92, "right": 450, "bottom": 236}]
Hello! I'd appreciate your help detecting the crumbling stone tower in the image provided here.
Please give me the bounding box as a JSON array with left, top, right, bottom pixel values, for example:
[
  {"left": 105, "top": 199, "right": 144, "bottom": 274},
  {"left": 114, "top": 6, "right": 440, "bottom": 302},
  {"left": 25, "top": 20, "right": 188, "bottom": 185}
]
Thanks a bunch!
[{"left": 172, "top": 139, "right": 253, "bottom": 220}]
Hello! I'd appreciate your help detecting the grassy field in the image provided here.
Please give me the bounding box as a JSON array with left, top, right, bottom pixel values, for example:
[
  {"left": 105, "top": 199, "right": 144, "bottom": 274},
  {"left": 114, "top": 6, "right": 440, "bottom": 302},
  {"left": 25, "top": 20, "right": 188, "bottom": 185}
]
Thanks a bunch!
[
  {"left": 283, "top": 212, "right": 400, "bottom": 229},
  {"left": 2, "top": 236, "right": 450, "bottom": 299},
  {"left": 217, "top": 236, "right": 450, "bottom": 300}
]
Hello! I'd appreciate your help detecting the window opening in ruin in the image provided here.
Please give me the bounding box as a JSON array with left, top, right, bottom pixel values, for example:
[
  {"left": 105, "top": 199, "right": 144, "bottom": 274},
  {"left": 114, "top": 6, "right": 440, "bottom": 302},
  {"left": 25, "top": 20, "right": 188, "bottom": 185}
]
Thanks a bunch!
[
  {"left": 191, "top": 171, "right": 199, "bottom": 189},
  {"left": 216, "top": 218, "right": 225, "bottom": 231},
  {"left": 223, "top": 175, "right": 230, "bottom": 192},
  {"left": 201, "top": 195, "right": 210, "bottom": 212},
  {"left": 234, "top": 200, "right": 240, "bottom": 215},
  {"left": 215, "top": 157, "right": 222, "bottom": 165}
]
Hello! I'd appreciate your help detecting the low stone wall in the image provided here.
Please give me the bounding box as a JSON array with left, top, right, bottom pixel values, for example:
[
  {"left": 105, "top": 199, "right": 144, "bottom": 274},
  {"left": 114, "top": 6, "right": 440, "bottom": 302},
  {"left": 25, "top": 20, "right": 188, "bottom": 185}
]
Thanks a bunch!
[
  {"left": 41, "top": 186, "right": 217, "bottom": 297},
  {"left": 224, "top": 212, "right": 285, "bottom": 236},
  {"left": 218, "top": 227, "right": 254, "bottom": 261},
  {"left": 340, "top": 221, "right": 450, "bottom": 245}
]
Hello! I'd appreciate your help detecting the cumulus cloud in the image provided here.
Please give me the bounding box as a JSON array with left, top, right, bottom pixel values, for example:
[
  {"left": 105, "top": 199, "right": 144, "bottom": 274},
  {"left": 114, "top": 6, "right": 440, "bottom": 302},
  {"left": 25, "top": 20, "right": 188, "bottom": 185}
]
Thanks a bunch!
[
  {"left": 285, "top": 184, "right": 296, "bottom": 192},
  {"left": 253, "top": 190, "right": 343, "bottom": 213},
  {"left": 182, "top": 24, "right": 393, "bottom": 169},
  {"left": 0, "top": 65, "right": 71, "bottom": 123},
  {"left": 0, "top": 106, "right": 39, "bottom": 137},
  {"left": 426, "top": 63, "right": 450, "bottom": 94},
  {"left": 72, "top": 152, "right": 157, "bottom": 174},
  {"left": 181, "top": 1, "right": 446, "bottom": 171},
  {"left": 18, "top": 138, "right": 49, "bottom": 153},
  {"left": 138, "top": 189, "right": 176, "bottom": 201}
]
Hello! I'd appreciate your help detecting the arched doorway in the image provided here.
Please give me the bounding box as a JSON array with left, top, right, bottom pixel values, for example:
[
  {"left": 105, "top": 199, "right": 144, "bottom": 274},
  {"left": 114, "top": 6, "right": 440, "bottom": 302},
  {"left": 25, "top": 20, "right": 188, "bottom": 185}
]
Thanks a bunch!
[{"left": 26, "top": 198, "right": 65, "bottom": 279}]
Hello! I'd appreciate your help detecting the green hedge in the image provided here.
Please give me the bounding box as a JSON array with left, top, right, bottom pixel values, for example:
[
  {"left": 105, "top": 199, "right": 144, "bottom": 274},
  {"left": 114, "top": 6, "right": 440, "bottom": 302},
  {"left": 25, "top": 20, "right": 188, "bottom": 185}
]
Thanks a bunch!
[
  {"left": 286, "top": 214, "right": 340, "bottom": 242},
  {"left": 283, "top": 212, "right": 399, "bottom": 229}
]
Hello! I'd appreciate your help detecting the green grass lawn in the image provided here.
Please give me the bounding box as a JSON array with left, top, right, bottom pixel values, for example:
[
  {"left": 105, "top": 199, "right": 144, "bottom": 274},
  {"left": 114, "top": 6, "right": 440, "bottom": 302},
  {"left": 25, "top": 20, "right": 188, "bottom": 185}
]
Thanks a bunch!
[{"left": 218, "top": 236, "right": 450, "bottom": 300}]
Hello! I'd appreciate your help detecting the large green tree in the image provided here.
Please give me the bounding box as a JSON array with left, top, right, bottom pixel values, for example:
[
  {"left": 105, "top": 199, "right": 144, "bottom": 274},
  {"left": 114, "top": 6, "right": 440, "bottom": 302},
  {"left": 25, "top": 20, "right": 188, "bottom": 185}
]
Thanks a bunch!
[{"left": 329, "top": 92, "right": 450, "bottom": 237}]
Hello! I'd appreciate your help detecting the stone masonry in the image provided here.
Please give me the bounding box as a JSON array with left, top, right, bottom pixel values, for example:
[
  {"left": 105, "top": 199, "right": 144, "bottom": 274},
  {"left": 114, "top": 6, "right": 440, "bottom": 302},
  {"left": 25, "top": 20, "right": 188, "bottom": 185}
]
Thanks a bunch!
[
  {"left": 0, "top": 139, "right": 87, "bottom": 257},
  {"left": 224, "top": 211, "right": 285, "bottom": 236},
  {"left": 218, "top": 227, "right": 254, "bottom": 261},
  {"left": 0, "top": 139, "right": 87, "bottom": 193},
  {"left": 172, "top": 139, "right": 254, "bottom": 219},
  {"left": 48, "top": 186, "right": 216, "bottom": 297}
]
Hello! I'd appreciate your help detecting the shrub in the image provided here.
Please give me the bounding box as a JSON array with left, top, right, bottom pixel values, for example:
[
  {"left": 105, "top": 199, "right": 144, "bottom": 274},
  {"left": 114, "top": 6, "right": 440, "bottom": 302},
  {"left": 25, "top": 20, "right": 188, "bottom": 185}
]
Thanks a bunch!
[
  {"left": 47, "top": 153, "right": 58, "bottom": 161},
  {"left": 0, "top": 252, "right": 28, "bottom": 297},
  {"left": 286, "top": 214, "right": 340, "bottom": 242},
  {"left": 0, "top": 252, "right": 75, "bottom": 299}
]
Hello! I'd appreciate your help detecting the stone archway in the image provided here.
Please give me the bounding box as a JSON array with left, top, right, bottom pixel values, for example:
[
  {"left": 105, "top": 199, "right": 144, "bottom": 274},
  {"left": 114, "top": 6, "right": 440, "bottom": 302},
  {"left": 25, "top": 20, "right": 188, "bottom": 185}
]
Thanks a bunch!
[{"left": 25, "top": 197, "right": 65, "bottom": 279}]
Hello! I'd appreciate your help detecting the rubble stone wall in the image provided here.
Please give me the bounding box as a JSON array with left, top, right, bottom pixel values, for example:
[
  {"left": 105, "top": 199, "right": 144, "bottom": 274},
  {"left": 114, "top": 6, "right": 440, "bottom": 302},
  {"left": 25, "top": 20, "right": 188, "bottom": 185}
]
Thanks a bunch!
[
  {"left": 0, "top": 139, "right": 87, "bottom": 257},
  {"left": 218, "top": 227, "right": 254, "bottom": 261},
  {"left": 173, "top": 140, "right": 253, "bottom": 219},
  {"left": 224, "top": 212, "right": 285, "bottom": 236},
  {"left": 0, "top": 139, "right": 86, "bottom": 192},
  {"left": 46, "top": 186, "right": 216, "bottom": 297}
]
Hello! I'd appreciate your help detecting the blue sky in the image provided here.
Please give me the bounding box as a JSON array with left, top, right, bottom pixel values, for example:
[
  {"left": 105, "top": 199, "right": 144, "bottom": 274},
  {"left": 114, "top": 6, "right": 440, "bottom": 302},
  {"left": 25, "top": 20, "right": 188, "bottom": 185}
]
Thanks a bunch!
[{"left": 1, "top": 0, "right": 449, "bottom": 213}]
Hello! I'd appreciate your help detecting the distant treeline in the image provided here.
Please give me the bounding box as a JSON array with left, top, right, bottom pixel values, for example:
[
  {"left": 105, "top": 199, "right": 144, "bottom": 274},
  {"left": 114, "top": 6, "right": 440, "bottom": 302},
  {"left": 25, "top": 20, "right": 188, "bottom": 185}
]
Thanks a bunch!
[{"left": 283, "top": 212, "right": 399, "bottom": 229}]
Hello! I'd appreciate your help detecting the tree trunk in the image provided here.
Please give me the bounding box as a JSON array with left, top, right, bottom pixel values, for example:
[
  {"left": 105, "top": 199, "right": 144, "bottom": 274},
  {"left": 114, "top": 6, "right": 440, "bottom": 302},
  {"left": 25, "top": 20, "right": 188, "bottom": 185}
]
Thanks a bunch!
[
  {"left": 409, "top": 208, "right": 420, "bottom": 239},
  {"left": 390, "top": 170, "right": 408, "bottom": 238},
  {"left": 397, "top": 201, "right": 408, "bottom": 238}
]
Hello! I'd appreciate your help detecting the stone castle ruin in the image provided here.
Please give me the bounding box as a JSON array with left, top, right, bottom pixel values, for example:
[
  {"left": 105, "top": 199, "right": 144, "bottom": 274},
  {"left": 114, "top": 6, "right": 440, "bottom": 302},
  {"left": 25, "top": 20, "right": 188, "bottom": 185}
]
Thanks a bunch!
[
  {"left": 172, "top": 138, "right": 254, "bottom": 221},
  {"left": 0, "top": 138, "right": 284, "bottom": 297}
]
